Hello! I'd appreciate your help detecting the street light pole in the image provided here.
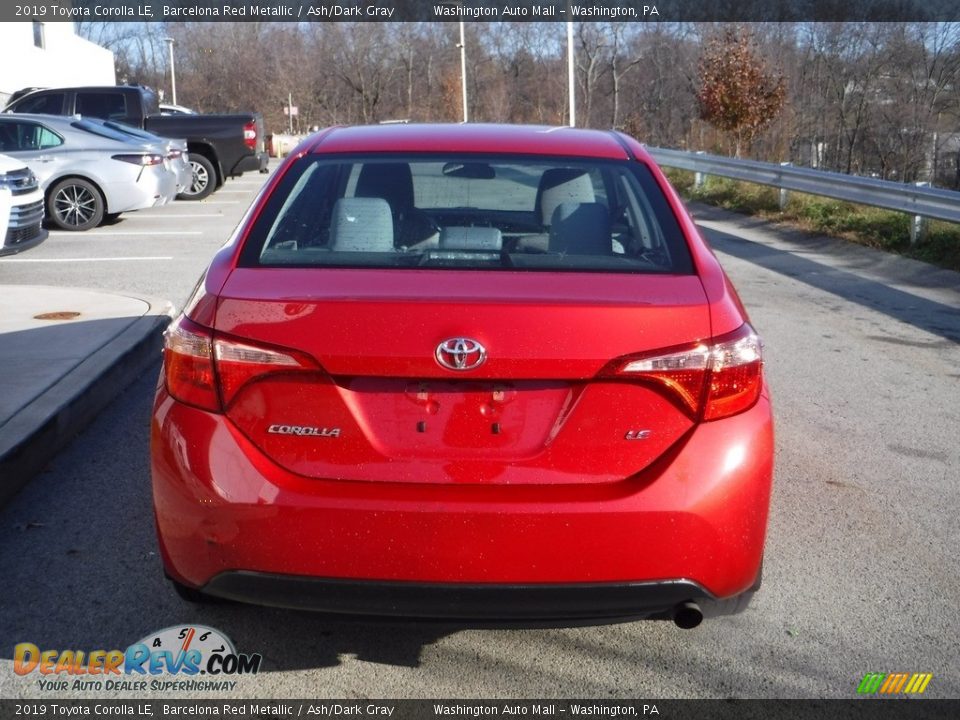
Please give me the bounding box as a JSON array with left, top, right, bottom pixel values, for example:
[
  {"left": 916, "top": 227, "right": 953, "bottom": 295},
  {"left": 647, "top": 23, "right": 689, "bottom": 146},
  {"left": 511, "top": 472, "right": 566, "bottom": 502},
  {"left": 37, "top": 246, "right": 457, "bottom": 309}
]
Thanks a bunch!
[
  {"left": 164, "top": 37, "right": 177, "bottom": 106},
  {"left": 458, "top": 22, "right": 468, "bottom": 123}
]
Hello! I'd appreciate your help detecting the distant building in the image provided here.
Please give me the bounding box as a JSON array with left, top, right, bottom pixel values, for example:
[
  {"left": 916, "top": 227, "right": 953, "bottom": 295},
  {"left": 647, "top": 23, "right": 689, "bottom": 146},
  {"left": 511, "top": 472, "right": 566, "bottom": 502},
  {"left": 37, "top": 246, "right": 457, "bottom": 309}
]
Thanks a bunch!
[{"left": 0, "top": 22, "right": 115, "bottom": 107}]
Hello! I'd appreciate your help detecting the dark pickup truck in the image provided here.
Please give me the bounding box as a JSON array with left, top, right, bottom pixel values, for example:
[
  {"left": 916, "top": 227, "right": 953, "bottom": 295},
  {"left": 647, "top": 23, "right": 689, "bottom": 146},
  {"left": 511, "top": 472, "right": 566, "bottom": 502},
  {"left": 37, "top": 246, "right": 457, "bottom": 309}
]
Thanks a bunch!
[{"left": 3, "top": 85, "right": 268, "bottom": 200}]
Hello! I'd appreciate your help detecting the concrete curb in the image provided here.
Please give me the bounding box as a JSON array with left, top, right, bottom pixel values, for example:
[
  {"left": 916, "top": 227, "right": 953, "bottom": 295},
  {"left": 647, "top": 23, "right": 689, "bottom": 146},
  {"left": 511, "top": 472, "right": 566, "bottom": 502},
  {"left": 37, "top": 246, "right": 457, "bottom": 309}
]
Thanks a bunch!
[{"left": 0, "top": 298, "right": 174, "bottom": 508}]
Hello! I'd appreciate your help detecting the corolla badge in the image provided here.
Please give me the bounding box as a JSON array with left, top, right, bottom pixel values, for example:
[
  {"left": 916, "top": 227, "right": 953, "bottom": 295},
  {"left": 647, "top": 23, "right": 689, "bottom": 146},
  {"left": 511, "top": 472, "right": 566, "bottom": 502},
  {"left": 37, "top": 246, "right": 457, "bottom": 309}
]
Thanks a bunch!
[{"left": 435, "top": 338, "right": 486, "bottom": 371}]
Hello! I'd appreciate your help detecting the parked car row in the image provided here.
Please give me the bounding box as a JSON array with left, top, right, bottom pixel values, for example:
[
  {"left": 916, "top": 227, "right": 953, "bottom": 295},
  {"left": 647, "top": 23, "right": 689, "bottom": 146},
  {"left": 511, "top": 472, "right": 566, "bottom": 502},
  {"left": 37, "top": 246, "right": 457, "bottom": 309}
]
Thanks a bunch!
[
  {"left": 0, "top": 84, "right": 269, "bottom": 245},
  {"left": 0, "top": 113, "right": 186, "bottom": 232},
  {"left": 4, "top": 85, "right": 269, "bottom": 201}
]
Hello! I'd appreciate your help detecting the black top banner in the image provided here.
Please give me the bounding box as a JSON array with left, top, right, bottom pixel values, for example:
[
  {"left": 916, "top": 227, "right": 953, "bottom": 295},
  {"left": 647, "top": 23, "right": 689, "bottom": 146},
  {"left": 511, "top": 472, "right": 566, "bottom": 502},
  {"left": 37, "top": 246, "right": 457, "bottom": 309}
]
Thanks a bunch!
[{"left": 7, "top": 0, "right": 960, "bottom": 23}]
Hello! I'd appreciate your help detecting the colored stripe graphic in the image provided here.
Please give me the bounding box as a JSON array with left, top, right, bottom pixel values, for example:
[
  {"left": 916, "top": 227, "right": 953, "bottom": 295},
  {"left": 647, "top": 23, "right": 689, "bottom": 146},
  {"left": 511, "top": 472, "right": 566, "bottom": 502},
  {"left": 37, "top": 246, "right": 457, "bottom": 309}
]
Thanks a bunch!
[
  {"left": 907, "top": 673, "right": 933, "bottom": 694},
  {"left": 857, "top": 673, "right": 886, "bottom": 694},
  {"left": 858, "top": 672, "right": 932, "bottom": 694},
  {"left": 880, "top": 673, "right": 908, "bottom": 694}
]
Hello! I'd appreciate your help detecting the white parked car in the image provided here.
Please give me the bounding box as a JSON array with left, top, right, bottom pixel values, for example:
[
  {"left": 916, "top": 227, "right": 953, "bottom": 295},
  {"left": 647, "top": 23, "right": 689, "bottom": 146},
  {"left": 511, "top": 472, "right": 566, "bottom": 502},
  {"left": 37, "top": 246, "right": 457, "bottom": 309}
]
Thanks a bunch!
[
  {"left": 158, "top": 103, "right": 197, "bottom": 115},
  {"left": 0, "top": 153, "right": 46, "bottom": 255},
  {"left": 0, "top": 114, "right": 179, "bottom": 231}
]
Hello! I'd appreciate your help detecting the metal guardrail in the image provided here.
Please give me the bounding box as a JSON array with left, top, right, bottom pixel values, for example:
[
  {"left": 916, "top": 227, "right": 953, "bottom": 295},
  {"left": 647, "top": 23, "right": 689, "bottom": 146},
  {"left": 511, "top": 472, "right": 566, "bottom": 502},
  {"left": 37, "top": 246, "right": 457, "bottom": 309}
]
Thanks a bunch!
[{"left": 646, "top": 147, "right": 960, "bottom": 241}]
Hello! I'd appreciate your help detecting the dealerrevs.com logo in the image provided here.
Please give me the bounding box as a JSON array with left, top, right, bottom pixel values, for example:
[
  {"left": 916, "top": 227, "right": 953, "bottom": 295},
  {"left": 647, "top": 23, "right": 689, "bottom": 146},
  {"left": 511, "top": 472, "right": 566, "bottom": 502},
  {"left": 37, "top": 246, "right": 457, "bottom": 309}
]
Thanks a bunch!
[{"left": 14, "top": 625, "right": 261, "bottom": 692}]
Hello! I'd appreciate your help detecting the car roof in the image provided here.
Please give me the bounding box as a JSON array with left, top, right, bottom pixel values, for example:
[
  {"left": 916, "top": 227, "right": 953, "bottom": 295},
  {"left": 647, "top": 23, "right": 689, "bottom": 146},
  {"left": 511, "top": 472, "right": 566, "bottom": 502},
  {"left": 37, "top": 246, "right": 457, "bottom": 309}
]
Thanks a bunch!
[
  {"left": 0, "top": 113, "right": 160, "bottom": 148},
  {"left": 310, "top": 123, "right": 646, "bottom": 161},
  {"left": 13, "top": 85, "right": 144, "bottom": 95},
  {"left": 0, "top": 113, "right": 75, "bottom": 125}
]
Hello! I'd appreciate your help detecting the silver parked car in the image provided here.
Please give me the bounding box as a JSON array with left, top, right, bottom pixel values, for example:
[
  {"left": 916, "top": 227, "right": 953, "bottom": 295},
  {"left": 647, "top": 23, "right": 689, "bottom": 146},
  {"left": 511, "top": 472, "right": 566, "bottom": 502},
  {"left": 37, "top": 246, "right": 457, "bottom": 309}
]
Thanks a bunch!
[
  {"left": 0, "top": 114, "right": 179, "bottom": 230},
  {"left": 81, "top": 118, "right": 192, "bottom": 195}
]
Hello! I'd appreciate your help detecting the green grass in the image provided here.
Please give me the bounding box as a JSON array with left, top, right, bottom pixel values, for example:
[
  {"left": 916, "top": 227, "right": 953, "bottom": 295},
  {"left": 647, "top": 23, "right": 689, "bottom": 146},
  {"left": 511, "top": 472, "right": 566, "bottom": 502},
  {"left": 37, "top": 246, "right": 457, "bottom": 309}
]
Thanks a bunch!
[{"left": 663, "top": 169, "right": 960, "bottom": 273}]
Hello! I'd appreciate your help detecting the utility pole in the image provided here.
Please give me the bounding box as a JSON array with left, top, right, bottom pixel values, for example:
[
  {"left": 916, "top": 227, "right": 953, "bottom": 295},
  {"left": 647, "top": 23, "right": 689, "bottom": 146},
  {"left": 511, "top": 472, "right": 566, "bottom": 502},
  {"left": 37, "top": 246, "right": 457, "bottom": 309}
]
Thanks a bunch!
[
  {"left": 458, "top": 22, "right": 468, "bottom": 123},
  {"left": 164, "top": 38, "right": 177, "bottom": 105}
]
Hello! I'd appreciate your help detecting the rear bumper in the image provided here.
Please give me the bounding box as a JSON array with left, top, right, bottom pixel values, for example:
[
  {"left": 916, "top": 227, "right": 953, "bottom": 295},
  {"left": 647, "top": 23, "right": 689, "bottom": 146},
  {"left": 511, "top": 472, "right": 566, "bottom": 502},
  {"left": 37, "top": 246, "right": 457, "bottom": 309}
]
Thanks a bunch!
[
  {"left": 202, "top": 573, "right": 719, "bottom": 620},
  {"left": 230, "top": 151, "right": 268, "bottom": 177},
  {"left": 103, "top": 166, "right": 178, "bottom": 213},
  {"left": 152, "top": 389, "right": 773, "bottom": 611}
]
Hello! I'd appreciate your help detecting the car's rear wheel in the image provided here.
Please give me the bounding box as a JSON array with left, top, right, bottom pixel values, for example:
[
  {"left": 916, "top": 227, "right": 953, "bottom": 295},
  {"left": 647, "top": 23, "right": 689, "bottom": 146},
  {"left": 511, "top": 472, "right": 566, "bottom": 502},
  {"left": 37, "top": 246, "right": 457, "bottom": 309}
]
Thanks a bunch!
[
  {"left": 178, "top": 154, "right": 216, "bottom": 201},
  {"left": 47, "top": 178, "right": 104, "bottom": 231}
]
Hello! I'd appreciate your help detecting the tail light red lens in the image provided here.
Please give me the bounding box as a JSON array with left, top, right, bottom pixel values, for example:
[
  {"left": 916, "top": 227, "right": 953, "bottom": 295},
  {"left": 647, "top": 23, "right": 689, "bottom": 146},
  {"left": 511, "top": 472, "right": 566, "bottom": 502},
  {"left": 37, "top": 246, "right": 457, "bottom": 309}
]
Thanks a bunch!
[
  {"left": 214, "top": 338, "right": 316, "bottom": 407},
  {"left": 605, "top": 324, "right": 763, "bottom": 421},
  {"left": 243, "top": 122, "right": 257, "bottom": 150},
  {"left": 702, "top": 328, "right": 764, "bottom": 421},
  {"left": 163, "top": 317, "right": 218, "bottom": 411},
  {"left": 163, "top": 315, "right": 318, "bottom": 412},
  {"left": 112, "top": 153, "right": 164, "bottom": 166}
]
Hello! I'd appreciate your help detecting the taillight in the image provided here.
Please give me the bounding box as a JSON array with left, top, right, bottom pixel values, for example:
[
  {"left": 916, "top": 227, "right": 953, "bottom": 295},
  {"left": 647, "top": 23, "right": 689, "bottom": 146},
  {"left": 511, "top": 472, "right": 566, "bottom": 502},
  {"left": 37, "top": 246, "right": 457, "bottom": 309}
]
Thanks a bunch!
[
  {"left": 163, "top": 316, "right": 218, "bottom": 412},
  {"left": 163, "top": 315, "right": 319, "bottom": 412},
  {"left": 702, "top": 327, "right": 764, "bottom": 421},
  {"left": 167, "top": 149, "right": 183, "bottom": 160},
  {"left": 243, "top": 121, "right": 257, "bottom": 150},
  {"left": 604, "top": 324, "right": 763, "bottom": 421},
  {"left": 112, "top": 153, "right": 164, "bottom": 166},
  {"left": 214, "top": 338, "right": 316, "bottom": 407}
]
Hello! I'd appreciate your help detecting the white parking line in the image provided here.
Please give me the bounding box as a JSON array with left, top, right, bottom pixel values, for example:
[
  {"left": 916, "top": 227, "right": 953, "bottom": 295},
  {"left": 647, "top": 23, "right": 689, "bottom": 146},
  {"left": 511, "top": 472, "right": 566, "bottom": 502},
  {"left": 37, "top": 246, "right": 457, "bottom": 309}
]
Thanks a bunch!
[
  {"left": 1, "top": 256, "right": 174, "bottom": 262},
  {"left": 210, "top": 189, "right": 254, "bottom": 193},
  {"left": 48, "top": 231, "right": 204, "bottom": 237},
  {"left": 129, "top": 213, "right": 223, "bottom": 219},
  {"left": 198, "top": 201, "right": 240, "bottom": 205}
]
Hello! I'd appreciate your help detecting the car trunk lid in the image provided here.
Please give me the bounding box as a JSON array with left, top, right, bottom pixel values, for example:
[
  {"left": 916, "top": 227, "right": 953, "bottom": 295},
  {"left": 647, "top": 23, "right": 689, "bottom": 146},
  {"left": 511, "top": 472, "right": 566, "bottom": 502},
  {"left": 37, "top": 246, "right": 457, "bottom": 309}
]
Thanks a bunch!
[{"left": 211, "top": 268, "right": 709, "bottom": 485}]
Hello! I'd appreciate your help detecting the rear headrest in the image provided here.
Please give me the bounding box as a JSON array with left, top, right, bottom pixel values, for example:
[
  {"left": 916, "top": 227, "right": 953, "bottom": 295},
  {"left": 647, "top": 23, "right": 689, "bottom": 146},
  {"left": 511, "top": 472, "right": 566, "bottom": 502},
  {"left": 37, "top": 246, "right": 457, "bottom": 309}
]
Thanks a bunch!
[
  {"left": 355, "top": 162, "right": 415, "bottom": 211},
  {"left": 329, "top": 198, "right": 394, "bottom": 252},
  {"left": 536, "top": 169, "right": 596, "bottom": 226},
  {"left": 548, "top": 202, "right": 611, "bottom": 255}
]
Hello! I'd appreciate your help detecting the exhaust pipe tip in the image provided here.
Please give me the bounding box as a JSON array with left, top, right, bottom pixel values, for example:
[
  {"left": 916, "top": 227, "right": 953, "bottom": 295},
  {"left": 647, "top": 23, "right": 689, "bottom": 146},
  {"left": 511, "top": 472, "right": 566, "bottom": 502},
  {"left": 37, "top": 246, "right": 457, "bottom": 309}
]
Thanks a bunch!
[{"left": 673, "top": 601, "right": 703, "bottom": 629}]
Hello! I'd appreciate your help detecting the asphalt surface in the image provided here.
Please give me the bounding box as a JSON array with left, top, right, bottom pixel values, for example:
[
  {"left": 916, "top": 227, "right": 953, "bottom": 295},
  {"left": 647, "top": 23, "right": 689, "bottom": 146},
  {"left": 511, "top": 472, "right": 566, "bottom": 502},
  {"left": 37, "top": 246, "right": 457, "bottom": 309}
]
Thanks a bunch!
[{"left": 0, "top": 171, "right": 957, "bottom": 699}]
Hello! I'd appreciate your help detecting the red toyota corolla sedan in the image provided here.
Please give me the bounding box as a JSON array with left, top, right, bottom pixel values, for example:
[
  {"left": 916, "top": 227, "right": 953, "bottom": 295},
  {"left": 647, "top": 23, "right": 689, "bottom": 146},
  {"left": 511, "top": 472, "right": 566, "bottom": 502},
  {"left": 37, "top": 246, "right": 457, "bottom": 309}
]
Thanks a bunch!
[{"left": 151, "top": 124, "right": 773, "bottom": 628}]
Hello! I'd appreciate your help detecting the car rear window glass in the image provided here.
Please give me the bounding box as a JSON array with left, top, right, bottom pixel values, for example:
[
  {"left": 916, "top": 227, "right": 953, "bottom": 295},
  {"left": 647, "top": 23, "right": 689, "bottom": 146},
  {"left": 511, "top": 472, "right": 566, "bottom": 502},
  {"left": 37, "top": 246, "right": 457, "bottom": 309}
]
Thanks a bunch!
[
  {"left": 11, "top": 92, "right": 65, "bottom": 115},
  {"left": 76, "top": 92, "right": 128, "bottom": 121},
  {"left": 102, "top": 120, "right": 154, "bottom": 141},
  {"left": 240, "top": 155, "right": 693, "bottom": 274},
  {"left": 70, "top": 119, "right": 141, "bottom": 144}
]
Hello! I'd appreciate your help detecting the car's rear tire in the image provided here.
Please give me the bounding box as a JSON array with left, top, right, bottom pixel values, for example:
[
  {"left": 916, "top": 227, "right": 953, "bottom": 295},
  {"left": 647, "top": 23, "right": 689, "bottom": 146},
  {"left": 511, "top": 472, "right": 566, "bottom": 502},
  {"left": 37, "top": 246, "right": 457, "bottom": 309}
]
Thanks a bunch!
[
  {"left": 47, "top": 178, "right": 105, "bottom": 231},
  {"left": 178, "top": 154, "right": 216, "bottom": 201}
]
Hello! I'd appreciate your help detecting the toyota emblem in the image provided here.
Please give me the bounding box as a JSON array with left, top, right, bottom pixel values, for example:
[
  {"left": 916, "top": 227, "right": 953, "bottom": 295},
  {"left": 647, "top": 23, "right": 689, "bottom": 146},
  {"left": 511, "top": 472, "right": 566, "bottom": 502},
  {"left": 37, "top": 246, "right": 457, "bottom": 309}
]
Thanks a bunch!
[{"left": 435, "top": 338, "right": 486, "bottom": 371}]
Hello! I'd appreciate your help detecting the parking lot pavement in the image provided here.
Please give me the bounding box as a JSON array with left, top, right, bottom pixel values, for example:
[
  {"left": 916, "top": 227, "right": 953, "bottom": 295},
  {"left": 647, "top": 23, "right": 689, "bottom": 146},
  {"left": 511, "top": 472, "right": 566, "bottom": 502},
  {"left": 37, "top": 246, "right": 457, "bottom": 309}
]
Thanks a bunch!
[
  {"left": 0, "top": 285, "right": 172, "bottom": 507},
  {"left": 0, "top": 174, "right": 270, "bottom": 507}
]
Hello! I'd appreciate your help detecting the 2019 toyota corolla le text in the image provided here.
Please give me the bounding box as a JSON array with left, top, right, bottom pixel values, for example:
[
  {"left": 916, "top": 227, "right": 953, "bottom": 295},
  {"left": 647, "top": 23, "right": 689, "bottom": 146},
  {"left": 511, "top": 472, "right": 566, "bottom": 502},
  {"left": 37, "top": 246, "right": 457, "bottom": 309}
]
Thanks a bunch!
[{"left": 151, "top": 124, "right": 774, "bottom": 627}]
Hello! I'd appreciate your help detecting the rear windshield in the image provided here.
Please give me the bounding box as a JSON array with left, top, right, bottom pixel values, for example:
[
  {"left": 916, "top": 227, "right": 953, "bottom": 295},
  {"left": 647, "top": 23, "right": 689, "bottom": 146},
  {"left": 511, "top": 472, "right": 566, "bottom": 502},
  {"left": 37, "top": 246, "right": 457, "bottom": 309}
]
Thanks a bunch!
[
  {"left": 239, "top": 155, "right": 693, "bottom": 274},
  {"left": 70, "top": 119, "right": 139, "bottom": 144}
]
